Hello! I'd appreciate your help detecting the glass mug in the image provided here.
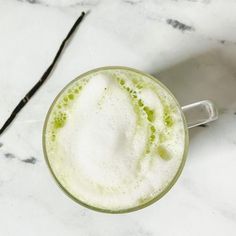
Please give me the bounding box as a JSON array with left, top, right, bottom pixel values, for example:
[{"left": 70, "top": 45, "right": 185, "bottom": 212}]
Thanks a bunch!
[{"left": 43, "top": 66, "right": 218, "bottom": 213}]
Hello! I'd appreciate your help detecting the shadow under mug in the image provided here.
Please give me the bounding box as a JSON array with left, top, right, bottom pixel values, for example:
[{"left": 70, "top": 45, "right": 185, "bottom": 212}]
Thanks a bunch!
[{"left": 43, "top": 66, "right": 218, "bottom": 213}]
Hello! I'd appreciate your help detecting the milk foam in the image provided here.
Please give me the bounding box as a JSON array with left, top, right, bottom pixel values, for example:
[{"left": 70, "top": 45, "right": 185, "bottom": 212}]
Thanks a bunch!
[{"left": 45, "top": 68, "right": 186, "bottom": 211}]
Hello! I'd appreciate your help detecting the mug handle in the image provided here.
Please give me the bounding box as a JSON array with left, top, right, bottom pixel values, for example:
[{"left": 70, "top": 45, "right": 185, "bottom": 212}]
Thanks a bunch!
[{"left": 182, "top": 100, "right": 218, "bottom": 128}]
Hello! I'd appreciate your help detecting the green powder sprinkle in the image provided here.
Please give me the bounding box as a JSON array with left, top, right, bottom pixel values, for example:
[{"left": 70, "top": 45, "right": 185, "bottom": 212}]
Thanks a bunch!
[
  {"left": 143, "top": 106, "right": 155, "bottom": 122},
  {"left": 53, "top": 112, "right": 67, "bottom": 129},
  {"left": 138, "top": 99, "right": 144, "bottom": 107},
  {"left": 164, "top": 114, "right": 173, "bottom": 127},
  {"left": 159, "top": 132, "right": 167, "bottom": 143},
  {"left": 163, "top": 106, "right": 174, "bottom": 127},
  {"left": 150, "top": 125, "right": 156, "bottom": 132},
  {"left": 63, "top": 97, "right": 68, "bottom": 102},
  {"left": 150, "top": 134, "right": 155, "bottom": 142},
  {"left": 157, "top": 145, "right": 172, "bottom": 161},
  {"left": 120, "top": 79, "right": 125, "bottom": 85},
  {"left": 68, "top": 94, "right": 74, "bottom": 100},
  {"left": 137, "top": 84, "right": 143, "bottom": 89}
]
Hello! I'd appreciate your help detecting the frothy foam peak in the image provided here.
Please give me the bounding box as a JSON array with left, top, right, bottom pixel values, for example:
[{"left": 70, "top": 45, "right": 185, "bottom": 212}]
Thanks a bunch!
[{"left": 45, "top": 68, "right": 186, "bottom": 211}]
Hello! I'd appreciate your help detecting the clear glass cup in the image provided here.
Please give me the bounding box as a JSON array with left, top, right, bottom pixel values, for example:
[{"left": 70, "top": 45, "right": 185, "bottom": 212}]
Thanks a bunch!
[{"left": 43, "top": 66, "right": 218, "bottom": 213}]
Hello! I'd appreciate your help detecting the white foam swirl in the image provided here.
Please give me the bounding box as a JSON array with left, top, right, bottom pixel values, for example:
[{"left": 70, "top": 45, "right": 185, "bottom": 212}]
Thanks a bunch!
[{"left": 45, "top": 68, "right": 186, "bottom": 211}]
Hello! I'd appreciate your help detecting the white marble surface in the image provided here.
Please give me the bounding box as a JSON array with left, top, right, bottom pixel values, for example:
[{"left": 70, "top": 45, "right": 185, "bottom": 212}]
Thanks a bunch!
[{"left": 1, "top": 0, "right": 236, "bottom": 235}]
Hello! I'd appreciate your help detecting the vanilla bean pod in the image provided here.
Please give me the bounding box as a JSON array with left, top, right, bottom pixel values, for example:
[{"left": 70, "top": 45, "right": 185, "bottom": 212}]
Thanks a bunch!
[{"left": 0, "top": 12, "right": 85, "bottom": 136}]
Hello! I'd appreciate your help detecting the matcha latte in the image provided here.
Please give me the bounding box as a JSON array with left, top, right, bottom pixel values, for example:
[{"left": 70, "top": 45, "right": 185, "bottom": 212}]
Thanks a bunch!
[{"left": 43, "top": 67, "right": 187, "bottom": 213}]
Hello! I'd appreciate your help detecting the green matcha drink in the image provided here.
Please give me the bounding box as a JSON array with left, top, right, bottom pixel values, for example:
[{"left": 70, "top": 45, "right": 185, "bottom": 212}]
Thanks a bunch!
[{"left": 43, "top": 67, "right": 187, "bottom": 213}]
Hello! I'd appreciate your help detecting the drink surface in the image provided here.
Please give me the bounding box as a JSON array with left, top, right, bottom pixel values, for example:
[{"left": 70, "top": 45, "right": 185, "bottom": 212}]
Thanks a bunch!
[{"left": 44, "top": 68, "right": 186, "bottom": 212}]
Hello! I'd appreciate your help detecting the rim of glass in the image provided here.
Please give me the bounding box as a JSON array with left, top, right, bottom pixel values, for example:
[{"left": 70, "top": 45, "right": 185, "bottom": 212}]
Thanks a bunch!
[{"left": 42, "top": 66, "right": 189, "bottom": 214}]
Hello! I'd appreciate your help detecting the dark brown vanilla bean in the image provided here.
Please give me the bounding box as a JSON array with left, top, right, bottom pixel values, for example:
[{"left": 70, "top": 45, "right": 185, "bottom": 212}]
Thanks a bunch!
[{"left": 0, "top": 12, "right": 86, "bottom": 136}]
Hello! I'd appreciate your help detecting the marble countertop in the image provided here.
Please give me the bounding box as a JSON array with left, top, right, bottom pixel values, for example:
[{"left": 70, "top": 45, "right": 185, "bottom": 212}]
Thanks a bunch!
[{"left": 1, "top": 0, "right": 236, "bottom": 235}]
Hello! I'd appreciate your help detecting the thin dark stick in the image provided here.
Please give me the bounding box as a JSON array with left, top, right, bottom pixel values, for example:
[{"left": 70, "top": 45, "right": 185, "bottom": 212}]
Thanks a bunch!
[{"left": 0, "top": 12, "right": 86, "bottom": 136}]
